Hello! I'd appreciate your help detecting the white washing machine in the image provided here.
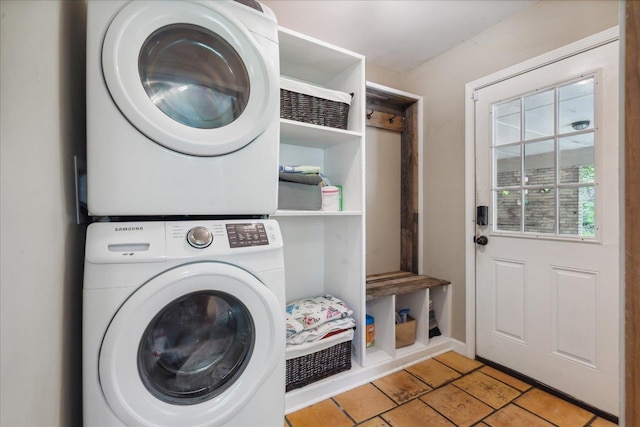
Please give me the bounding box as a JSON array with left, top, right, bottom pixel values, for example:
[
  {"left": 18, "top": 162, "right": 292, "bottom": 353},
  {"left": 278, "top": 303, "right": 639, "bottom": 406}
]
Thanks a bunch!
[
  {"left": 83, "top": 219, "right": 285, "bottom": 426},
  {"left": 86, "top": 0, "right": 280, "bottom": 216}
]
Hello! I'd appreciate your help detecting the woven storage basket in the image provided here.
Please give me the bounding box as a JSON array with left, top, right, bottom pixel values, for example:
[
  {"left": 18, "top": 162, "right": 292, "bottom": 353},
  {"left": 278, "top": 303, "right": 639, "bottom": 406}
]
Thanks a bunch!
[
  {"left": 285, "top": 339, "right": 352, "bottom": 392},
  {"left": 280, "top": 77, "right": 352, "bottom": 130}
]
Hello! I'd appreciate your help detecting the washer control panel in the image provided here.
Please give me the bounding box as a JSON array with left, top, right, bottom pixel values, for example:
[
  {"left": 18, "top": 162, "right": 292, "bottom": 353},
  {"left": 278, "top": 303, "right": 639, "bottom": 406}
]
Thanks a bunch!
[{"left": 226, "top": 223, "right": 269, "bottom": 248}]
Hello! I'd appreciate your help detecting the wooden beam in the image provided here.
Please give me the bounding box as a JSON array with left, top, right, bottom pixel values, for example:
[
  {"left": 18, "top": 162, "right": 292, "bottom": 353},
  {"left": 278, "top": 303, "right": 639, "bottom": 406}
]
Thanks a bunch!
[
  {"left": 400, "top": 101, "right": 419, "bottom": 273},
  {"left": 366, "top": 110, "right": 404, "bottom": 132},
  {"left": 625, "top": 2, "right": 640, "bottom": 424}
]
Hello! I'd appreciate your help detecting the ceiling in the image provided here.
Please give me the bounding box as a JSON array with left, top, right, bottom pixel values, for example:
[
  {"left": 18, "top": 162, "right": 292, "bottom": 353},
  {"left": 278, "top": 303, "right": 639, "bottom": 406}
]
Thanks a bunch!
[{"left": 261, "top": 0, "right": 540, "bottom": 74}]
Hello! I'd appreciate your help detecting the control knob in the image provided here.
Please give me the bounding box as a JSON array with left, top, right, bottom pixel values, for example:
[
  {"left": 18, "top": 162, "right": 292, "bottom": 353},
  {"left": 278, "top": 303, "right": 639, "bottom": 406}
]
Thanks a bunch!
[{"left": 187, "top": 226, "right": 213, "bottom": 249}]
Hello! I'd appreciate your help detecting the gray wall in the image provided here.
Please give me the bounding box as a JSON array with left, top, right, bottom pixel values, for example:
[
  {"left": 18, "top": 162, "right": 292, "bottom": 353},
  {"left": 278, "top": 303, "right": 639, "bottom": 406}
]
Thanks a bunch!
[
  {"left": 365, "top": 126, "right": 402, "bottom": 276},
  {"left": 0, "top": 1, "right": 86, "bottom": 425}
]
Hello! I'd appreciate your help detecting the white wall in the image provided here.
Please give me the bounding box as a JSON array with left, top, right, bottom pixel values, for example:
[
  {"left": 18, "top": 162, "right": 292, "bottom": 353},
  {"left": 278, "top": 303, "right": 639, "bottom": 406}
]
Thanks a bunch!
[
  {"left": 402, "top": 0, "right": 619, "bottom": 341},
  {"left": 0, "top": 1, "right": 86, "bottom": 425}
]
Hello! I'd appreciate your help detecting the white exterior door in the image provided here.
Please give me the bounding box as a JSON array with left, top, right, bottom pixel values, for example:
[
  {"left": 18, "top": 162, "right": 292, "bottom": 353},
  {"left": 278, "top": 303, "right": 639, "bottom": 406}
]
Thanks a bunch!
[{"left": 474, "top": 40, "right": 619, "bottom": 415}]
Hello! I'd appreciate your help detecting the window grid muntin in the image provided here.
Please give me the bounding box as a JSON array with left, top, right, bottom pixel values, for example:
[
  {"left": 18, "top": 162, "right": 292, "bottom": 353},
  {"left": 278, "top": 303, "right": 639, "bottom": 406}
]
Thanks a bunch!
[{"left": 491, "top": 74, "right": 597, "bottom": 239}]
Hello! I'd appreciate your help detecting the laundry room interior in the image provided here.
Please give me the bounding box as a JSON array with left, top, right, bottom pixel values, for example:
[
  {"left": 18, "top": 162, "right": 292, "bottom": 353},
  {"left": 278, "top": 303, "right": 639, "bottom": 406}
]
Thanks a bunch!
[{"left": 1, "top": 1, "right": 638, "bottom": 426}]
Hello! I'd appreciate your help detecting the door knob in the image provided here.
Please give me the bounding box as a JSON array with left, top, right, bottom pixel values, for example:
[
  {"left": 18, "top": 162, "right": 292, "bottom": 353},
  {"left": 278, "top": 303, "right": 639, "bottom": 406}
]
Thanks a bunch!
[{"left": 474, "top": 235, "right": 489, "bottom": 245}]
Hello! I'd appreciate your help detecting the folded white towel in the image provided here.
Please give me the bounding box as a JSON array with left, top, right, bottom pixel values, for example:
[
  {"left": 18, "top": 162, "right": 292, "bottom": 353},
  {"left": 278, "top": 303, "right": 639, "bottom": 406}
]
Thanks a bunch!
[{"left": 286, "top": 317, "right": 356, "bottom": 345}]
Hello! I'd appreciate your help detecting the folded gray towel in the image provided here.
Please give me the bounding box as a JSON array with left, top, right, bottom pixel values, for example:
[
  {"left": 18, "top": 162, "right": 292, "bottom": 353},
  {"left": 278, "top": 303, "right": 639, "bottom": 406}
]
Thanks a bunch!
[
  {"left": 278, "top": 181, "right": 322, "bottom": 210},
  {"left": 279, "top": 172, "right": 323, "bottom": 185}
]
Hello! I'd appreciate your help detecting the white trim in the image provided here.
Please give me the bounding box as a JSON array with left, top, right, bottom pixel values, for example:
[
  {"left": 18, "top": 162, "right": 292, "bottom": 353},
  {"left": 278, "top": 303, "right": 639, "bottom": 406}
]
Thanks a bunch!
[{"left": 464, "top": 26, "right": 620, "bottom": 361}]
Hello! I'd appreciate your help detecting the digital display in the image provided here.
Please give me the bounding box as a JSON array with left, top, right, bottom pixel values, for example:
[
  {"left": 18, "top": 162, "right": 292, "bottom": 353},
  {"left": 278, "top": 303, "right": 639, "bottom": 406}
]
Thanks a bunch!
[{"left": 226, "top": 223, "right": 269, "bottom": 248}]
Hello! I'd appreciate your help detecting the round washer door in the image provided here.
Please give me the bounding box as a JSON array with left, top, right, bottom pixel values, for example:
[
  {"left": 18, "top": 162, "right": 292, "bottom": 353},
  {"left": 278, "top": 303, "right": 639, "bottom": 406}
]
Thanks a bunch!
[
  {"left": 102, "top": 1, "right": 278, "bottom": 156},
  {"left": 99, "top": 262, "right": 284, "bottom": 426}
]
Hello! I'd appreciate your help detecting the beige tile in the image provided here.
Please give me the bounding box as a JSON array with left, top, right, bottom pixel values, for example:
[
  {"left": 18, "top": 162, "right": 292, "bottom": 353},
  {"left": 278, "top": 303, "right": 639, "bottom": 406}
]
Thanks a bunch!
[
  {"left": 515, "top": 389, "right": 594, "bottom": 427},
  {"left": 476, "top": 423, "right": 491, "bottom": 427},
  {"left": 406, "top": 358, "right": 461, "bottom": 388},
  {"left": 420, "top": 384, "right": 493, "bottom": 427},
  {"left": 435, "top": 351, "right": 483, "bottom": 374},
  {"left": 453, "top": 371, "right": 521, "bottom": 409},
  {"left": 334, "top": 383, "right": 396, "bottom": 423},
  {"left": 590, "top": 417, "right": 618, "bottom": 426},
  {"left": 356, "top": 417, "right": 391, "bottom": 427},
  {"left": 373, "top": 370, "right": 432, "bottom": 404},
  {"left": 286, "top": 399, "right": 353, "bottom": 427},
  {"left": 484, "top": 404, "right": 555, "bottom": 427},
  {"left": 381, "top": 399, "right": 456, "bottom": 427},
  {"left": 479, "top": 366, "right": 532, "bottom": 392}
]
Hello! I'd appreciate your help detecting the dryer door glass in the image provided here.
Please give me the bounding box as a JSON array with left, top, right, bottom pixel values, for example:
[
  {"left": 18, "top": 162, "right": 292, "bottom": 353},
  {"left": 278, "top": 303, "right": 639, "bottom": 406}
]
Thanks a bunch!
[
  {"left": 139, "top": 24, "right": 250, "bottom": 130},
  {"left": 138, "top": 290, "right": 254, "bottom": 405}
]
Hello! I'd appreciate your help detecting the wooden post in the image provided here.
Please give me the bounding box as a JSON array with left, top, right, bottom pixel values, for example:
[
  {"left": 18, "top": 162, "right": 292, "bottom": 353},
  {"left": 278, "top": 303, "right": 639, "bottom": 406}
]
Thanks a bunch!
[
  {"left": 400, "top": 102, "right": 419, "bottom": 274},
  {"left": 625, "top": 2, "right": 640, "bottom": 424}
]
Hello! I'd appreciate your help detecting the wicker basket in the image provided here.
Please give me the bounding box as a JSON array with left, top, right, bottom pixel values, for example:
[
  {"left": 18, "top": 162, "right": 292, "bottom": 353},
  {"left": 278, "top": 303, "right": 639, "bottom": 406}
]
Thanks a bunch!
[
  {"left": 280, "top": 77, "right": 352, "bottom": 130},
  {"left": 285, "top": 339, "right": 352, "bottom": 392}
]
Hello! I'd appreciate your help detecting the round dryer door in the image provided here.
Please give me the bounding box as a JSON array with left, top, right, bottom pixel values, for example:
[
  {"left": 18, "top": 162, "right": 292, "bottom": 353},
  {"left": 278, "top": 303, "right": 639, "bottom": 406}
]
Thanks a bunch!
[
  {"left": 99, "top": 262, "right": 284, "bottom": 426},
  {"left": 102, "top": 1, "right": 278, "bottom": 156}
]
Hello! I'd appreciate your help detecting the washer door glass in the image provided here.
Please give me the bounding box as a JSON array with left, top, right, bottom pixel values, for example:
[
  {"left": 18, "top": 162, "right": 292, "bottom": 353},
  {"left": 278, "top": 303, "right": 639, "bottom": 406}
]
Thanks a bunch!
[
  {"left": 139, "top": 24, "right": 250, "bottom": 130},
  {"left": 138, "top": 291, "right": 254, "bottom": 405}
]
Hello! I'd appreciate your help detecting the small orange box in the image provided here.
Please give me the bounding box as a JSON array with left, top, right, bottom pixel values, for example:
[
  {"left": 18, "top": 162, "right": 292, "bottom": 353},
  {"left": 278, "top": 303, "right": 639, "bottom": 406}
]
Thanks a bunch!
[{"left": 366, "top": 314, "right": 375, "bottom": 347}]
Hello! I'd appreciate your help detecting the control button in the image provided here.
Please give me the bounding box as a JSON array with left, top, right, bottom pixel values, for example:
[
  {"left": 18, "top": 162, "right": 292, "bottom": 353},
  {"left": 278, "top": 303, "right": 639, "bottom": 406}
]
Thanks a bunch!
[{"left": 187, "top": 226, "right": 213, "bottom": 249}]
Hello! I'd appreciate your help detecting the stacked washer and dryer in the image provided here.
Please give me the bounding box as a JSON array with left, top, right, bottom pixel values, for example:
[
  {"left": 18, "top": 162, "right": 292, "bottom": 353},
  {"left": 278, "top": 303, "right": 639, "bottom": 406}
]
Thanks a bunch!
[{"left": 83, "top": 1, "right": 285, "bottom": 426}]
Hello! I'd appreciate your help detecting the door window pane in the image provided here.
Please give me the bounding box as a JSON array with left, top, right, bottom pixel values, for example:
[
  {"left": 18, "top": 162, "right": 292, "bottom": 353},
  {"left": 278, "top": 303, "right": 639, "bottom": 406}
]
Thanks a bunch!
[
  {"left": 495, "top": 145, "right": 521, "bottom": 187},
  {"left": 558, "top": 78, "right": 594, "bottom": 135},
  {"left": 525, "top": 188, "right": 555, "bottom": 233},
  {"left": 139, "top": 24, "right": 250, "bottom": 129},
  {"left": 490, "top": 74, "right": 597, "bottom": 239},
  {"left": 559, "top": 134, "right": 595, "bottom": 184},
  {"left": 495, "top": 190, "right": 521, "bottom": 232},
  {"left": 524, "top": 89, "right": 554, "bottom": 140},
  {"left": 494, "top": 99, "right": 521, "bottom": 145},
  {"left": 559, "top": 187, "right": 595, "bottom": 237},
  {"left": 524, "top": 139, "right": 555, "bottom": 187}
]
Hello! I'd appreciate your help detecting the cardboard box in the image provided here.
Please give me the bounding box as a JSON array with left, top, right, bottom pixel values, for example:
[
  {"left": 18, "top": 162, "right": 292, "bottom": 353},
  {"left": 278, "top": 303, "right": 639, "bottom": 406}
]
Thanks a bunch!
[{"left": 395, "top": 316, "right": 416, "bottom": 348}]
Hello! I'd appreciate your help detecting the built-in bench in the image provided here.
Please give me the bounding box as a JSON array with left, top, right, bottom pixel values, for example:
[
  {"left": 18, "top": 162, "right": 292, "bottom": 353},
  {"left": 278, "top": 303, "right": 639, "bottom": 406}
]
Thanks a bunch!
[{"left": 366, "top": 271, "right": 450, "bottom": 300}]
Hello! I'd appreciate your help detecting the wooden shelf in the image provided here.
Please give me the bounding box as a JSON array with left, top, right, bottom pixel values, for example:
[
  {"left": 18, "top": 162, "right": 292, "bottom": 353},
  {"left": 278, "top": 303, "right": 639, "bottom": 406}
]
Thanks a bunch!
[{"left": 366, "top": 271, "right": 450, "bottom": 301}]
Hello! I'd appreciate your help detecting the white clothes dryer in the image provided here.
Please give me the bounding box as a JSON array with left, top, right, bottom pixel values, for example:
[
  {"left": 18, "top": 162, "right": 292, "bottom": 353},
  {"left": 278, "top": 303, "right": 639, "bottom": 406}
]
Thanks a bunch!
[
  {"left": 83, "top": 219, "right": 285, "bottom": 426},
  {"left": 86, "top": 0, "right": 280, "bottom": 216}
]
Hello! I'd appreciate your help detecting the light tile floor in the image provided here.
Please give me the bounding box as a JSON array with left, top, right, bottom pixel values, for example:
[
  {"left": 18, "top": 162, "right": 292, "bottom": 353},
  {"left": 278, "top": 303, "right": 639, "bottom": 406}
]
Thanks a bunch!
[{"left": 285, "top": 351, "right": 617, "bottom": 427}]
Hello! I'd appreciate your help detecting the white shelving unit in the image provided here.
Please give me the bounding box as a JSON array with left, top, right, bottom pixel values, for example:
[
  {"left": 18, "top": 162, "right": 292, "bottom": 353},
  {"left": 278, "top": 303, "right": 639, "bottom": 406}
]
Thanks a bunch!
[{"left": 274, "top": 27, "right": 453, "bottom": 414}]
